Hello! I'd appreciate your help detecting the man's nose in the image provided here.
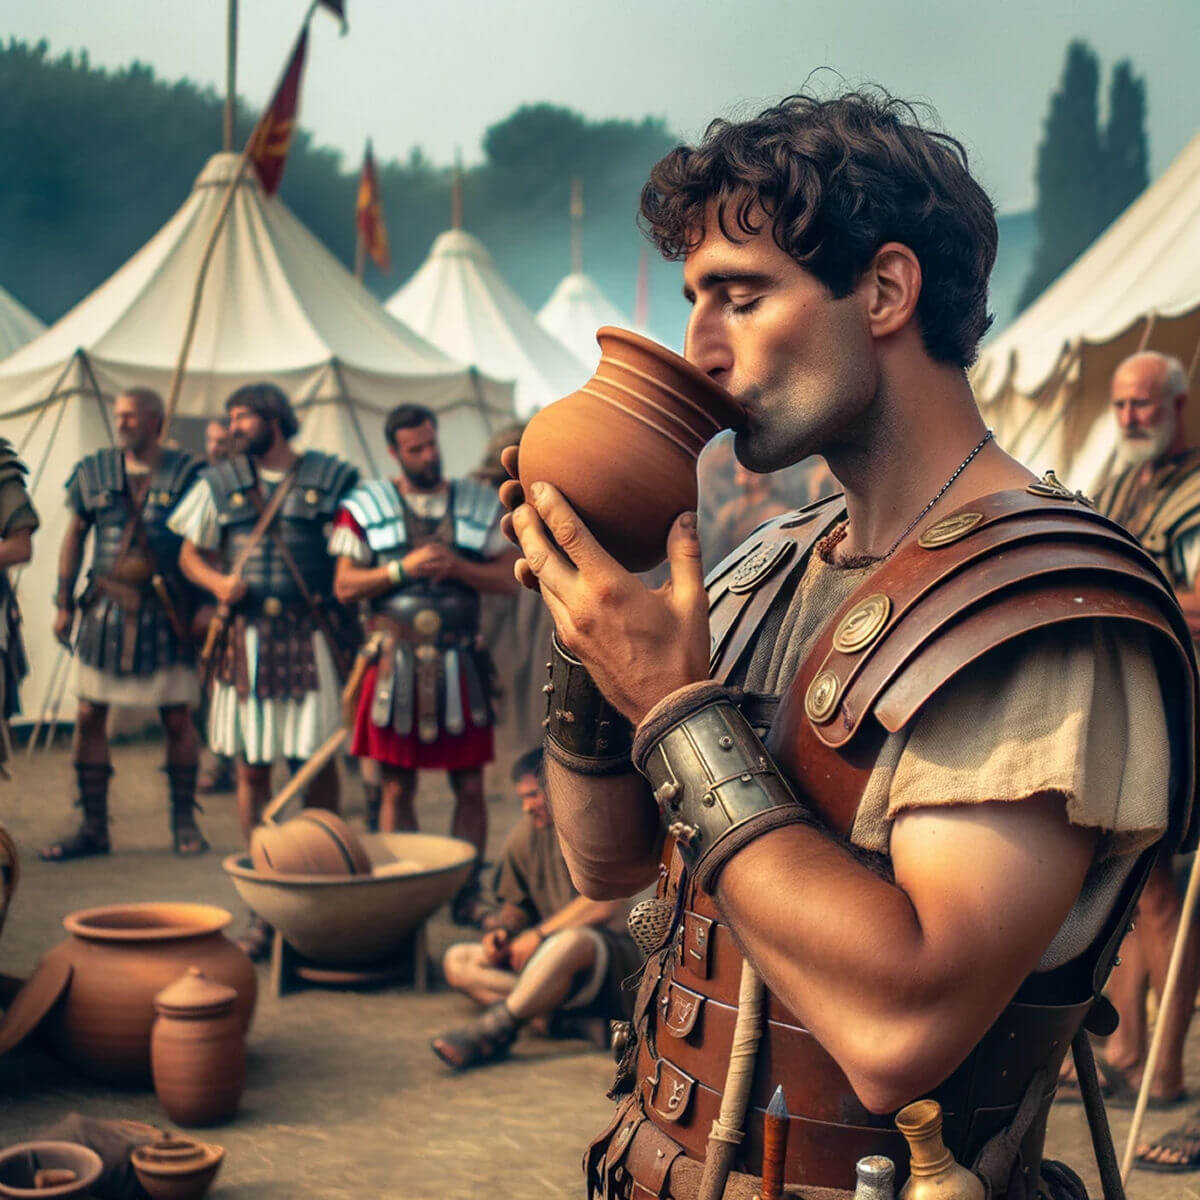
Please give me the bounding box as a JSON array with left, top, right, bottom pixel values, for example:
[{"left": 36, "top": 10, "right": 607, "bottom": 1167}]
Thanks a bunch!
[
  {"left": 685, "top": 311, "right": 734, "bottom": 383},
  {"left": 1115, "top": 405, "right": 1135, "bottom": 429}
]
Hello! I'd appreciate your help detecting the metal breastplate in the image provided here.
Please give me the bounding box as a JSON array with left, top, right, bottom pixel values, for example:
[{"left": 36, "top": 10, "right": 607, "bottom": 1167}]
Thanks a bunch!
[
  {"left": 225, "top": 508, "right": 335, "bottom": 606},
  {"left": 372, "top": 583, "right": 480, "bottom": 640}
]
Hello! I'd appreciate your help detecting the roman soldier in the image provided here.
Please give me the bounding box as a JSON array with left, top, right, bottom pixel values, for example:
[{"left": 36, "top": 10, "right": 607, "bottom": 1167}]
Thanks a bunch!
[
  {"left": 330, "top": 403, "right": 518, "bottom": 925},
  {"left": 171, "top": 382, "right": 358, "bottom": 959},
  {"left": 42, "top": 388, "right": 205, "bottom": 860},
  {"left": 0, "top": 437, "right": 38, "bottom": 764},
  {"left": 504, "top": 94, "right": 1199, "bottom": 1199}
]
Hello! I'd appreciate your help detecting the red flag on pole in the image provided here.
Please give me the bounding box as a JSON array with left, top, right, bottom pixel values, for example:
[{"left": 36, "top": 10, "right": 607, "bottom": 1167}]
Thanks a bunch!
[
  {"left": 318, "top": 0, "right": 348, "bottom": 32},
  {"left": 356, "top": 141, "right": 391, "bottom": 274},
  {"left": 247, "top": 25, "right": 308, "bottom": 196},
  {"left": 634, "top": 247, "right": 650, "bottom": 330}
]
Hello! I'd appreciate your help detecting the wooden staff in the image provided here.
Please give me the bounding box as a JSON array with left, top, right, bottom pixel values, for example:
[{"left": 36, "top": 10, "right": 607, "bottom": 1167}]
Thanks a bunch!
[
  {"left": 698, "top": 961, "right": 766, "bottom": 1200},
  {"left": 1121, "top": 850, "right": 1200, "bottom": 1182}
]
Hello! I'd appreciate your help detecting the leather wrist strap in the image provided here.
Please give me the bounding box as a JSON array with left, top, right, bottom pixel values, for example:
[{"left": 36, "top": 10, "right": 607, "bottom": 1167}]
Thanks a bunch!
[
  {"left": 634, "top": 684, "right": 817, "bottom": 894},
  {"left": 542, "top": 632, "right": 634, "bottom": 775}
]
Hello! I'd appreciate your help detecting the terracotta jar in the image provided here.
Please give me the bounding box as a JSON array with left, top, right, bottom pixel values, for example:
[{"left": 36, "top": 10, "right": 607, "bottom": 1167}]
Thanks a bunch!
[
  {"left": 131, "top": 1138, "right": 225, "bottom": 1200},
  {"left": 518, "top": 326, "right": 743, "bottom": 572},
  {"left": 151, "top": 967, "right": 245, "bottom": 1126},
  {"left": 42, "top": 903, "right": 256, "bottom": 1088}
]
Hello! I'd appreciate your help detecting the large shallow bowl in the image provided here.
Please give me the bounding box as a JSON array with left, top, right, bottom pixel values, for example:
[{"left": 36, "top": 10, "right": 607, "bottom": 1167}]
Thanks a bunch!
[
  {"left": 0, "top": 1141, "right": 103, "bottom": 1198},
  {"left": 222, "top": 833, "right": 475, "bottom": 967}
]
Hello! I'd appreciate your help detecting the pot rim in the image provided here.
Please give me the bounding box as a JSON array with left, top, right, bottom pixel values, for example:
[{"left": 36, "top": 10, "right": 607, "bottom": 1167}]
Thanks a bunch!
[
  {"left": 131, "top": 1142, "right": 224, "bottom": 1177},
  {"left": 222, "top": 845, "right": 474, "bottom": 887},
  {"left": 62, "top": 902, "right": 233, "bottom": 942},
  {"left": 594, "top": 326, "right": 744, "bottom": 426},
  {"left": 0, "top": 1141, "right": 103, "bottom": 1198}
]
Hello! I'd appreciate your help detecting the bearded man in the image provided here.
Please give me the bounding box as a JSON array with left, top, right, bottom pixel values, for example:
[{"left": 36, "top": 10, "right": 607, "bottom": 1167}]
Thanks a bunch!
[
  {"left": 171, "top": 382, "right": 357, "bottom": 958},
  {"left": 503, "top": 92, "right": 1198, "bottom": 1198},
  {"left": 330, "top": 404, "right": 518, "bottom": 924},
  {"left": 1087, "top": 351, "right": 1200, "bottom": 1171},
  {"left": 42, "top": 388, "right": 205, "bottom": 860}
]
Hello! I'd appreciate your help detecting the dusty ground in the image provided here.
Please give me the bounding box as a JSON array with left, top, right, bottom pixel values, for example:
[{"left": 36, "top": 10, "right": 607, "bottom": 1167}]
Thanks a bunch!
[{"left": 2, "top": 736, "right": 1199, "bottom": 1199}]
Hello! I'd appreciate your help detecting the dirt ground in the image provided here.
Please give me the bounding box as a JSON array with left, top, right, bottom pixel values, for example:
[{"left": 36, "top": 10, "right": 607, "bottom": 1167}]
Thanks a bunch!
[{"left": 2, "top": 735, "right": 1199, "bottom": 1199}]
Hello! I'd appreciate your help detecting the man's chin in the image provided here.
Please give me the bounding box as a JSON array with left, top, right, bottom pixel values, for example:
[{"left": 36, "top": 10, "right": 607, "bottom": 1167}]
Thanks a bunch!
[{"left": 732, "top": 425, "right": 808, "bottom": 474}]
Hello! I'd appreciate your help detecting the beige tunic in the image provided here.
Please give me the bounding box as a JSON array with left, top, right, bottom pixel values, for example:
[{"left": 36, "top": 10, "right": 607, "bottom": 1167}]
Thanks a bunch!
[{"left": 735, "top": 543, "right": 1172, "bottom": 970}]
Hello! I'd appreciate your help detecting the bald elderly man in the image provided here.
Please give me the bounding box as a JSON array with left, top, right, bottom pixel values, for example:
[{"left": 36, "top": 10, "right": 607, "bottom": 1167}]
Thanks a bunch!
[{"left": 1077, "top": 352, "right": 1200, "bottom": 1168}]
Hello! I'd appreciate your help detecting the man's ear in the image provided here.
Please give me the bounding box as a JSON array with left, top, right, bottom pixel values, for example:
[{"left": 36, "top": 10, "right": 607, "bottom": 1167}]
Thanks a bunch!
[{"left": 864, "top": 242, "right": 922, "bottom": 341}]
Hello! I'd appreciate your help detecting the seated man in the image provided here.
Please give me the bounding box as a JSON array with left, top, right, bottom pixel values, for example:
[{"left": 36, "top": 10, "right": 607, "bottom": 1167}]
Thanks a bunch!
[{"left": 433, "top": 748, "right": 643, "bottom": 1070}]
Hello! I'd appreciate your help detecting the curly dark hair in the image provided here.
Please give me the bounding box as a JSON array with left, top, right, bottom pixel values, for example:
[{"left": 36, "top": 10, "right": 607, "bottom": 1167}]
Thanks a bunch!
[
  {"left": 224, "top": 381, "right": 299, "bottom": 439},
  {"left": 639, "top": 89, "right": 997, "bottom": 368}
]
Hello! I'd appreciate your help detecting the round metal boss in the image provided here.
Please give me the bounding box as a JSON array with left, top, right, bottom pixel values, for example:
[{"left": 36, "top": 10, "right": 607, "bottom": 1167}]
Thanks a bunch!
[
  {"left": 805, "top": 670, "right": 841, "bottom": 724},
  {"left": 917, "top": 511, "right": 983, "bottom": 549},
  {"left": 832, "top": 593, "right": 891, "bottom": 653},
  {"left": 413, "top": 608, "right": 442, "bottom": 637}
]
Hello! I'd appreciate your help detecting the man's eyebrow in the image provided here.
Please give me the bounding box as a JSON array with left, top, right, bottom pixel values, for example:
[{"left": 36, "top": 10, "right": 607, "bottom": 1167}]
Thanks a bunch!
[{"left": 682, "top": 271, "right": 775, "bottom": 301}]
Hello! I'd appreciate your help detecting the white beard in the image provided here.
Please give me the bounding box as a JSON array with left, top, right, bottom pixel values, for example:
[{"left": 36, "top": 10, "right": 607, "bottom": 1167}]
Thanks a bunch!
[{"left": 1114, "top": 412, "right": 1175, "bottom": 468}]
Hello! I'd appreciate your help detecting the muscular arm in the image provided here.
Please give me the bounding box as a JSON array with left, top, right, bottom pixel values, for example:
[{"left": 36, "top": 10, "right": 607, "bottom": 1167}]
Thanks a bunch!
[
  {"left": 333, "top": 556, "right": 393, "bottom": 605},
  {"left": 538, "top": 892, "right": 624, "bottom": 935},
  {"left": 0, "top": 528, "right": 32, "bottom": 569},
  {"left": 57, "top": 512, "right": 89, "bottom": 595},
  {"left": 178, "top": 540, "right": 238, "bottom": 603},
  {"left": 717, "top": 793, "right": 1096, "bottom": 1113}
]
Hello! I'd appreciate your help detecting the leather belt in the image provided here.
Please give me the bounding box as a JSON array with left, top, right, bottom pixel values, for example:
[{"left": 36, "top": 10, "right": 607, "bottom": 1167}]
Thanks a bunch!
[{"left": 369, "top": 611, "right": 475, "bottom": 649}]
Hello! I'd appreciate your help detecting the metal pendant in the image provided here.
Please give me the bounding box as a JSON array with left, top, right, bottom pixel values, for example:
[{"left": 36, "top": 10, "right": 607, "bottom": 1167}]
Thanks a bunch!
[
  {"left": 805, "top": 669, "right": 841, "bottom": 724},
  {"left": 727, "top": 539, "right": 795, "bottom": 594},
  {"left": 628, "top": 895, "right": 676, "bottom": 956},
  {"left": 917, "top": 511, "right": 984, "bottom": 549},
  {"left": 833, "top": 592, "right": 891, "bottom": 653},
  {"left": 1026, "top": 470, "right": 1087, "bottom": 502}
]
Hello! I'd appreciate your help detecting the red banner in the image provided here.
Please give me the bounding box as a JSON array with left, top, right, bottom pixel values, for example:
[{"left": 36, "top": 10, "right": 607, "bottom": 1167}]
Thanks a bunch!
[
  {"left": 247, "top": 26, "right": 308, "bottom": 197},
  {"left": 356, "top": 141, "right": 391, "bottom": 273}
]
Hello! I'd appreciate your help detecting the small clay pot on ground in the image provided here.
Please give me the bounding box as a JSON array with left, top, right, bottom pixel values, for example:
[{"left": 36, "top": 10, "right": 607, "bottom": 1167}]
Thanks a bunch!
[
  {"left": 42, "top": 903, "right": 256, "bottom": 1087},
  {"left": 131, "top": 1138, "right": 224, "bottom": 1200},
  {"left": 151, "top": 968, "right": 245, "bottom": 1126}
]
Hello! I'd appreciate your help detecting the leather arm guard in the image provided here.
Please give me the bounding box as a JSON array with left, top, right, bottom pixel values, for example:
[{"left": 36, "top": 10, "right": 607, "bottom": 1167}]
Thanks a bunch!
[
  {"left": 633, "top": 681, "right": 818, "bottom": 894},
  {"left": 542, "top": 633, "right": 635, "bottom": 775}
]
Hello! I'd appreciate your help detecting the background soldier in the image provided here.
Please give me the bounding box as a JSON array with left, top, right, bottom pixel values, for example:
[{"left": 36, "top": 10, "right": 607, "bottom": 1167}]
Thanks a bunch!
[
  {"left": 1090, "top": 351, "right": 1200, "bottom": 1169},
  {"left": 171, "top": 382, "right": 358, "bottom": 959},
  {"left": 42, "top": 387, "right": 205, "bottom": 860},
  {"left": 0, "top": 437, "right": 38, "bottom": 765},
  {"left": 331, "top": 403, "right": 518, "bottom": 925}
]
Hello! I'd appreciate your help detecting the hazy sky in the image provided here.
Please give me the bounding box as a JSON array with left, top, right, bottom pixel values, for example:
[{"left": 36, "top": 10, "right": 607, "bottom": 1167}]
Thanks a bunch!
[{"left": 9, "top": 0, "right": 1199, "bottom": 212}]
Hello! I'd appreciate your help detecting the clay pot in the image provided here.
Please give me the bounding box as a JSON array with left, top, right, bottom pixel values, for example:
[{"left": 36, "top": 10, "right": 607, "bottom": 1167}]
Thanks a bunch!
[
  {"left": 0, "top": 823, "right": 17, "bottom": 944},
  {"left": 0, "top": 1141, "right": 102, "bottom": 1198},
  {"left": 151, "top": 967, "right": 245, "bottom": 1126},
  {"left": 42, "top": 903, "right": 256, "bottom": 1088},
  {"left": 250, "top": 808, "right": 372, "bottom": 876},
  {"left": 518, "top": 326, "right": 742, "bottom": 572},
  {"left": 131, "top": 1138, "right": 224, "bottom": 1200}
]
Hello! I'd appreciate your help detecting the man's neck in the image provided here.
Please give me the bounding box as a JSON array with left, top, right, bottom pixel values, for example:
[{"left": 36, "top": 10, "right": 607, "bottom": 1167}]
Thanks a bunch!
[
  {"left": 124, "top": 443, "right": 162, "bottom": 473},
  {"left": 254, "top": 439, "right": 298, "bottom": 473},
  {"left": 826, "top": 367, "right": 1007, "bottom": 560}
]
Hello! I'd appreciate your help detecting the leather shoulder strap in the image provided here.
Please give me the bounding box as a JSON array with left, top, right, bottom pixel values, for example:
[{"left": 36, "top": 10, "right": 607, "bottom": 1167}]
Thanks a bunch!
[
  {"left": 771, "top": 485, "right": 1199, "bottom": 848},
  {"left": 708, "top": 494, "right": 845, "bottom": 682}
]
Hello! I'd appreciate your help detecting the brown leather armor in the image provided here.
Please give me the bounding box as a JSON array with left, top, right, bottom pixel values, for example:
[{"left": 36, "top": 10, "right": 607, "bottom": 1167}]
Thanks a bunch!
[{"left": 591, "top": 482, "right": 1199, "bottom": 1199}]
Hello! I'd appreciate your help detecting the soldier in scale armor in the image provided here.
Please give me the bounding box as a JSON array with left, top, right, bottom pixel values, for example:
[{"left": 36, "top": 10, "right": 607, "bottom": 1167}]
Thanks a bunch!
[
  {"left": 330, "top": 404, "right": 519, "bottom": 924},
  {"left": 0, "top": 438, "right": 38, "bottom": 765},
  {"left": 171, "top": 382, "right": 358, "bottom": 958},
  {"left": 503, "top": 92, "right": 1199, "bottom": 1198},
  {"left": 41, "top": 388, "right": 206, "bottom": 860}
]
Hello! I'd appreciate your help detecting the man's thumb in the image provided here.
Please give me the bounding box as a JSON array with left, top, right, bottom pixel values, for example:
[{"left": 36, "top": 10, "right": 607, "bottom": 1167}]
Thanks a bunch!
[{"left": 667, "top": 511, "right": 704, "bottom": 599}]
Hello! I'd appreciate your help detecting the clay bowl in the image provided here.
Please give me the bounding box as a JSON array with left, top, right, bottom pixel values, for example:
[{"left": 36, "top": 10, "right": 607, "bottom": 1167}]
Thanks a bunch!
[
  {"left": 41, "top": 902, "right": 256, "bottom": 1088},
  {"left": 131, "top": 1138, "right": 224, "bottom": 1200},
  {"left": 223, "top": 832, "right": 475, "bottom": 967},
  {"left": 518, "top": 326, "right": 743, "bottom": 572},
  {"left": 0, "top": 1141, "right": 102, "bottom": 1198},
  {"left": 250, "top": 808, "right": 372, "bottom": 876}
]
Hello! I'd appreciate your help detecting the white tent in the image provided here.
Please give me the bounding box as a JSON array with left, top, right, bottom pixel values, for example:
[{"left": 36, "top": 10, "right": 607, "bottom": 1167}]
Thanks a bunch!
[
  {"left": 387, "top": 229, "right": 588, "bottom": 418},
  {"left": 0, "top": 151, "right": 515, "bottom": 726},
  {"left": 973, "top": 132, "right": 1200, "bottom": 493},
  {"left": 0, "top": 286, "right": 44, "bottom": 360},
  {"left": 537, "top": 272, "right": 630, "bottom": 370}
]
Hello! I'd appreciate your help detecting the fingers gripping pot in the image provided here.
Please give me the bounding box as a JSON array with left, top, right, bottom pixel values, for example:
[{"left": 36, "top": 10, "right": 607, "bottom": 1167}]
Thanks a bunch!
[{"left": 517, "top": 327, "right": 742, "bottom": 573}]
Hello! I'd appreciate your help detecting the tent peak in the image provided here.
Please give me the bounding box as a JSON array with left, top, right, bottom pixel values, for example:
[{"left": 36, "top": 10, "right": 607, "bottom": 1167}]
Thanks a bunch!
[
  {"left": 428, "top": 228, "right": 492, "bottom": 263},
  {"left": 194, "top": 151, "right": 263, "bottom": 193}
]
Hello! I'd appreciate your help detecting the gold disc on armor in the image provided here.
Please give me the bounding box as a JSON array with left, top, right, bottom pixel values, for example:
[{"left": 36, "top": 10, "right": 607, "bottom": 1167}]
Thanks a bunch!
[
  {"left": 413, "top": 608, "right": 442, "bottom": 638},
  {"left": 262, "top": 596, "right": 283, "bottom": 617},
  {"left": 156, "top": 490, "right": 172, "bottom": 506},
  {"left": 832, "top": 592, "right": 891, "bottom": 654},
  {"left": 805, "top": 670, "right": 841, "bottom": 724},
  {"left": 230, "top": 491, "right": 246, "bottom": 507},
  {"left": 304, "top": 488, "right": 320, "bottom": 505},
  {"left": 917, "top": 511, "right": 983, "bottom": 549}
]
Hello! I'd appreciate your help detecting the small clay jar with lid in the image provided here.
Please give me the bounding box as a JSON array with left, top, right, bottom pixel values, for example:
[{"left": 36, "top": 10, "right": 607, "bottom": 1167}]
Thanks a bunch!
[{"left": 151, "top": 967, "right": 245, "bottom": 1126}]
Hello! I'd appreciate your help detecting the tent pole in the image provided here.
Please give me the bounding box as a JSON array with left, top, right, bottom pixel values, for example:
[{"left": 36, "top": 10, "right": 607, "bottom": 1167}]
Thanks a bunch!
[
  {"left": 332, "top": 359, "right": 379, "bottom": 476},
  {"left": 467, "top": 367, "right": 495, "bottom": 430},
  {"left": 224, "top": 0, "right": 238, "bottom": 152},
  {"left": 354, "top": 231, "right": 366, "bottom": 282},
  {"left": 14, "top": 354, "right": 74, "bottom": 459}
]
